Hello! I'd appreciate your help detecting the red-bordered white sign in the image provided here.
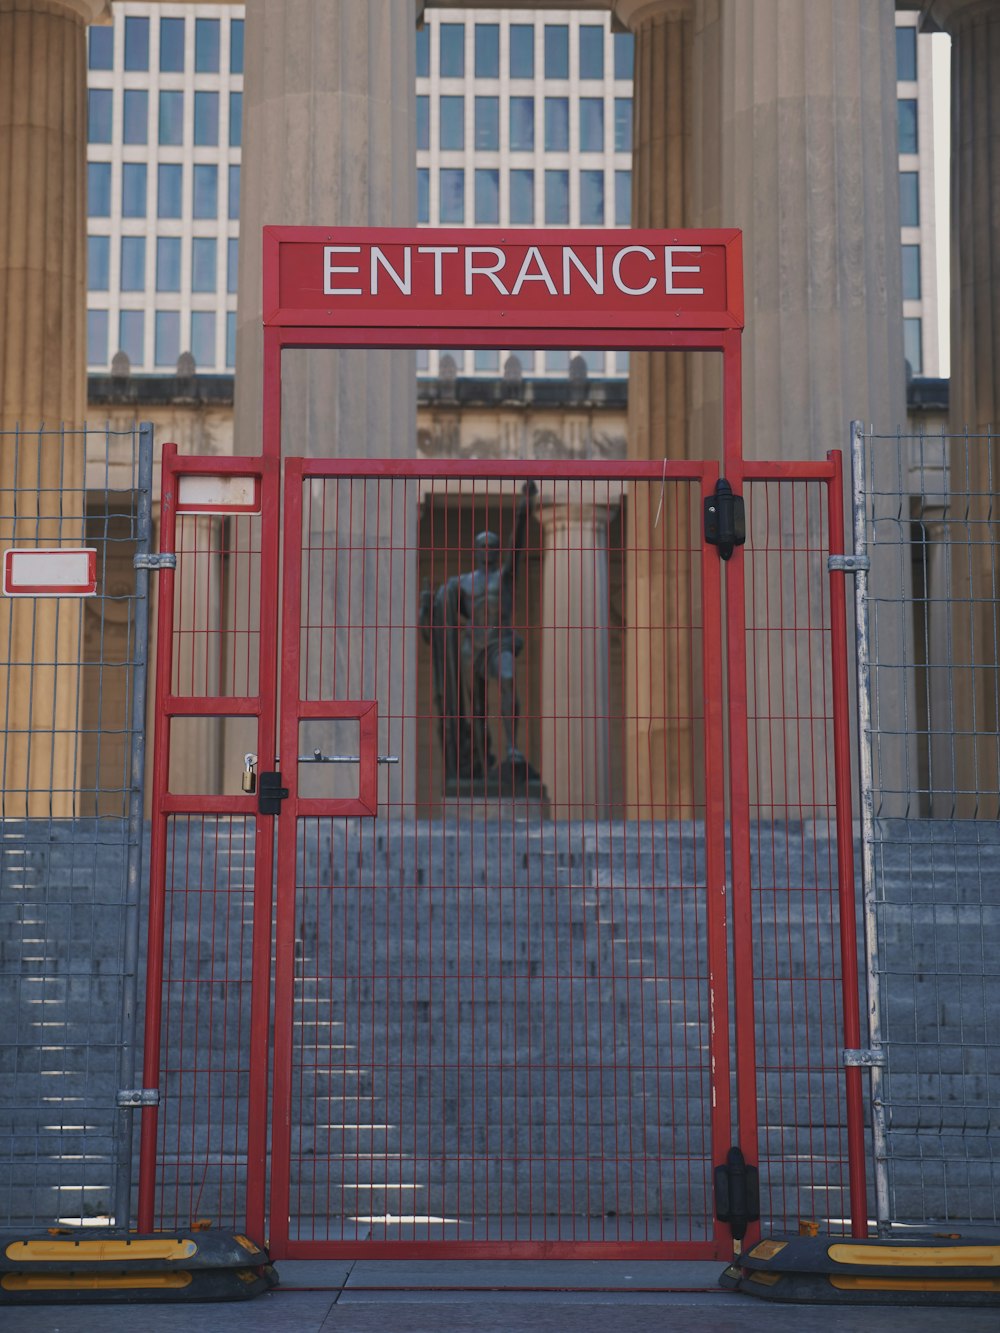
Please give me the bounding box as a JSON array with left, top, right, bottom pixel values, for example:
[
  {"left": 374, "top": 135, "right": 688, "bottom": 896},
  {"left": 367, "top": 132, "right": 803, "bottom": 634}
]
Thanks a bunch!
[
  {"left": 264, "top": 226, "right": 743, "bottom": 333},
  {"left": 3, "top": 548, "right": 98, "bottom": 597}
]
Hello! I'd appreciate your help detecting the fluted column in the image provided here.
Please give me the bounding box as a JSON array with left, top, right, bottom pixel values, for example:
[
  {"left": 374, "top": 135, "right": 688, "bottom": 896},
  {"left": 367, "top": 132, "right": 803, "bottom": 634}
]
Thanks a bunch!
[
  {"left": 0, "top": 0, "right": 108, "bottom": 816},
  {"left": 926, "top": 0, "right": 1000, "bottom": 815},
  {"left": 613, "top": 1, "right": 697, "bottom": 818},
  {"left": 234, "top": 0, "right": 419, "bottom": 809},
  {"left": 538, "top": 501, "right": 614, "bottom": 821}
]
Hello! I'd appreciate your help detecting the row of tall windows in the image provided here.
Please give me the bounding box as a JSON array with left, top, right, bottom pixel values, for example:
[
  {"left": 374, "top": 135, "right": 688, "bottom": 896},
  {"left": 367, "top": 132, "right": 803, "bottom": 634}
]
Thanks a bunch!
[
  {"left": 417, "top": 22, "right": 633, "bottom": 81},
  {"left": 89, "top": 16, "right": 244, "bottom": 74},
  {"left": 88, "top": 88, "right": 242, "bottom": 147},
  {"left": 88, "top": 308, "right": 235, "bottom": 369},
  {"left": 88, "top": 235, "right": 238, "bottom": 295},
  {"left": 418, "top": 166, "right": 631, "bottom": 226},
  {"left": 419, "top": 94, "right": 631, "bottom": 153},
  {"left": 88, "top": 162, "right": 239, "bottom": 220}
]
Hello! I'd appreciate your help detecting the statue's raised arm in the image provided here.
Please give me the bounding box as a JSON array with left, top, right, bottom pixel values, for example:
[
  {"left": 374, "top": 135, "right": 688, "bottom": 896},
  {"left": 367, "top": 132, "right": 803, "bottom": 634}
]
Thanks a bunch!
[{"left": 502, "top": 479, "right": 538, "bottom": 583}]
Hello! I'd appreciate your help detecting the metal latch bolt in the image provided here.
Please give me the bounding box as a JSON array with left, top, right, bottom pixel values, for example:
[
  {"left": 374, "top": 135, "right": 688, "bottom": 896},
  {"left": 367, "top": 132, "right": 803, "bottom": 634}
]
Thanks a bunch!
[
  {"left": 116, "top": 1089, "right": 160, "bottom": 1108},
  {"left": 297, "top": 749, "right": 399, "bottom": 765}
]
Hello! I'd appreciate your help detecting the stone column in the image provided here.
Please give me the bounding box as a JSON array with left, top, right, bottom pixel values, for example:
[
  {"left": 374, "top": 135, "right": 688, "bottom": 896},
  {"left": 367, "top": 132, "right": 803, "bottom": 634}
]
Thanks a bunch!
[
  {"left": 926, "top": 0, "right": 1000, "bottom": 815},
  {"left": 612, "top": 1, "right": 698, "bottom": 818},
  {"left": 538, "top": 501, "right": 614, "bottom": 821},
  {"left": 0, "top": 0, "right": 108, "bottom": 816},
  {"left": 233, "top": 0, "right": 419, "bottom": 810},
  {"left": 702, "top": 0, "right": 910, "bottom": 814}
]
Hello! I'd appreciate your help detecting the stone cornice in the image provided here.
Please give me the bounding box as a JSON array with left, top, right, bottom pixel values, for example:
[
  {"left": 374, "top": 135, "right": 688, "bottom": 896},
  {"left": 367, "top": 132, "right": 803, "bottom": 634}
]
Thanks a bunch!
[{"left": 21, "top": 0, "right": 114, "bottom": 22}]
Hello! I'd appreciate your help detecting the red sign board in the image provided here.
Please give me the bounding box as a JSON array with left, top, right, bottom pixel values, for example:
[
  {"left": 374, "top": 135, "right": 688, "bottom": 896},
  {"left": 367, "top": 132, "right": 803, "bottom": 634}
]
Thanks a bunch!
[{"left": 264, "top": 227, "right": 743, "bottom": 334}]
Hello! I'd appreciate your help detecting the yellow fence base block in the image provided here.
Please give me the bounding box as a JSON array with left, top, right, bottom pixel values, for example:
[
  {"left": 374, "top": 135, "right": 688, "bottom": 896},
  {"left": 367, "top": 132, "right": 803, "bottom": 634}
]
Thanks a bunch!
[
  {"left": 0, "top": 1229, "right": 277, "bottom": 1304},
  {"left": 720, "top": 1234, "right": 1000, "bottom": 1306}
]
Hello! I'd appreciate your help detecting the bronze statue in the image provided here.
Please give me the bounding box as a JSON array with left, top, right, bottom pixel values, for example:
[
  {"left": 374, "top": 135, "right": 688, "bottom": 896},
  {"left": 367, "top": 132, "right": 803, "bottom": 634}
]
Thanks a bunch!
[{"left": 421, "top": 481, "right": 543, "bottom": 792}]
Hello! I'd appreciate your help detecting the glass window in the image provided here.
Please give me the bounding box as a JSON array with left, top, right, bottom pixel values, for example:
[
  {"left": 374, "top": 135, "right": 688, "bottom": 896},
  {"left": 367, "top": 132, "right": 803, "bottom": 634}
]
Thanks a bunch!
[
  {"left": 124, "top": 16, "right": 149, "bottom": 71},
  {"left": 904, "top": 316, "right": 922, "bottom": 373},
  {"left": 440, "top": 23, "right": 464, "bottom": 77},
  {"left": 87, "top": 309, "right": 108, "bottom": 366},
  {"left": 154, "top": 310, "right": 179, "bottom": 367},
  {"left": 417, "top": 167, "right": 430, "bottom": 223},
  {"left": 544, "top": 98, "right": 569, "bottom": 151},
  {"left": 547, "top": 350, "right": 569, "bottom": 374},
  {"left": 119, "top": 310, "right": 144, "bottom": 365},
  {"left": 440, "top": 95, "right": 464, "bottom": 150},
  {"left": 227, "top": 237, "right": 239, "bottom": 293},
  {"left": 544, "top": 24, "right": 568, "bottom": 78},
  {"left": 510, "top": 24, "right": 534, "bottom": 78},
  {"left": 615, "top": 98, "right": 632, "bottom": 152},
  {"left": 510, "top": 169, "right": 534, "bottom": 224},
  {"left": 89, "top": 27, "right": 113, "bottom": 71},
  {"left": 193, "top": 164, "right": 218, "bottom": 219},
  {"left": 160, "top": 17, "right": 184, "bottom": 72},
  {"left": 416, "top": 25, "right": 429, "bottom": 77},
  {"left": 586, "top": 351, "right": 606, "bottom": 374},
  {"left": 120, "top": 235, "right": 146, "bottom": 291},
  {"left": 475, "top": 168, "right": 499, "bottom": 224},
  {"left": 898, "top": 99, "right": 918, "bottom": 154},
  {"left": 195, "top": 18, "right": 220, "bottom": 72},
  {"left": 545, "top": 169, "right": 569, "bottom": 224},
  {"left": 580, "top": 98, "right": 604, "bottom": 152},
  {"left": 88, "top": 89, "right": 112, "bottom": 143},
  {"left": 156, "top": 237, "right": 181, "bottom": 292},
  {"left": 230, "top": 92, "right": 242, "bottom": 147},
  {"left": 159, "top": 90, "right": 183, "bottom": 145},
  {"left": 902, "top": 244, "right": 921, "bottom": 299},
  {"left": 192, "top": 237, "right": 217, "bottom": 292},
  {"left": 580, "top": 169, "right": 605, "bottom": 225},
  {"left": 123, "top": 89, "right": 147, "bottom": 145},
  {"left": 900, "top": 171, "right": 919, "bottom": 226},
  {"left": 230, "top": 18, "right": 245, "bottom": 73},
  {"left": 475, "top": 96, "right": 499, "bottom": 150},
  {"left": 158, "top": 164, "right": 182, "bottom": 218},
  {"left": 226, "top": 311, "right": 236, "bottom": 368},
  {"left": 88, "top": 162, "right": 111, "bottom": 217},
  {"left": 121, "top": 163, "right": 147, "bottom": 218},
  {"left": 191, "top": 311, "right": 216, "bottom": 368},
  {"left": 896, "top": 25, "right": 917, "bottom": 81},
  {"left": 579, "top": 25, "right": 604, "bottom": 79},
  {"left": 416, "top": 95, "right": 430, "bottom": 150},
  {"left": 416, "top": 349, "right": 430, "bottom": 373},
  {"left": 616, "top": 351, "right": 630, "bottom": 374},
  {"left": 510, "top": 97, "right": 534, "bottom": 151},
  {"left": 88, "top": 236, "right": 110, "bottom": 291},
  {"left": 440, "top": 168, "right": 464, "bottom": 223},
  {"left": 474, "top": 350, "right": 499, "bottom": 372},
  {"left": 614, "top": 32, "right": 634, "bottom": 79},
  {"left": 615, "top": 169, "right": 631, "bottom": 225},
  {"left": 194, "top": 91, "right": 219, "bottom": 145},
  {"left": 475, "top": 24, "right": 499, "bottom": 77},
  {"left": 228, "top": 164, "right": 240, "bottom": 219}
]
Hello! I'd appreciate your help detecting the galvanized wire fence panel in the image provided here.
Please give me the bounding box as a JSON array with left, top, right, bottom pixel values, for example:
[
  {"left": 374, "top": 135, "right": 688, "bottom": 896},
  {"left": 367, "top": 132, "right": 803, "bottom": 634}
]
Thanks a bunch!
[
  {"left": 0, "top": 424, "right": 151, "bottom": 1227},
  {"left": 854, "top": 424, "right": 1000, "bottom": 1230}
]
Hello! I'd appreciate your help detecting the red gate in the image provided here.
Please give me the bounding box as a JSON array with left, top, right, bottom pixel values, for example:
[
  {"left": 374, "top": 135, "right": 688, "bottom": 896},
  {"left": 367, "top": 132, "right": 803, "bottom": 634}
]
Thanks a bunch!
[{"left": 137, "top": 227, "right": 867, "bottom": 1258}]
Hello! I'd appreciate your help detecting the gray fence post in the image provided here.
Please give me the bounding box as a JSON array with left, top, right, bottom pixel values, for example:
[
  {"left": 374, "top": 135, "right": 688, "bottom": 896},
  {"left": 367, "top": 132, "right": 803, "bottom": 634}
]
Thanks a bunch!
[{"left": 112, "top": 422, "right": 154, "bottom": 1231}]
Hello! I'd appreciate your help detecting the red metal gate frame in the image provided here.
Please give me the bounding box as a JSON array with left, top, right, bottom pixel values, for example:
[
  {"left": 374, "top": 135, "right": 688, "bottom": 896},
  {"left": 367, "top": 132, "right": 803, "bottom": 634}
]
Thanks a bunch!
[{"left": 137, "top": 225, "right": 868, "bottom": 1251}]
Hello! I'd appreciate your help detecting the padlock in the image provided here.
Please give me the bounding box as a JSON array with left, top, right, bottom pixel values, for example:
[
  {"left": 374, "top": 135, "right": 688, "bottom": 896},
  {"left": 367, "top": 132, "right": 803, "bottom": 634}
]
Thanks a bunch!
[{"left": 242, "top": 752, "right": 258, "bottom": 794}]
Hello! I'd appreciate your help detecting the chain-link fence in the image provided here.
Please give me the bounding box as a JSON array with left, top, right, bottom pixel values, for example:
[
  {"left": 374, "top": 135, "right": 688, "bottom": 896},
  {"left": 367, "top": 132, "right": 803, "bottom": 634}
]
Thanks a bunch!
[
  {"left": 0, "top": 424, "right": 152, "bottom": 1229},
  {"left": 852, "top": 421, "right": 1000, "bottom": 1233}
]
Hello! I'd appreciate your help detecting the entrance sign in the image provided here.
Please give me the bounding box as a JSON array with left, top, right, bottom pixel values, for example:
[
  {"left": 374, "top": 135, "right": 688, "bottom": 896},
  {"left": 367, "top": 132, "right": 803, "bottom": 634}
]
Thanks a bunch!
[
  {"left": 264, "top": 226, "right": 743, "bottom": 334},
  {"left": 3, "top": 547, "right": 97, "bottom": 597}
]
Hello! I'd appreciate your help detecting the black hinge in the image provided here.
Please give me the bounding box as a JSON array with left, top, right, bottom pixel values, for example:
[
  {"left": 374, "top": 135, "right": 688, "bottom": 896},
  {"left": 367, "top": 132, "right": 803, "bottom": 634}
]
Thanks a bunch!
[
  {"left": 714, "top": 1145, "right": 760, "bottom": 1241},
  {"left": 257, "top": 770, "right": 289, "bottom": 815},
  {"left": 704, "top": 478, "right": 746, "bottom": 560}
]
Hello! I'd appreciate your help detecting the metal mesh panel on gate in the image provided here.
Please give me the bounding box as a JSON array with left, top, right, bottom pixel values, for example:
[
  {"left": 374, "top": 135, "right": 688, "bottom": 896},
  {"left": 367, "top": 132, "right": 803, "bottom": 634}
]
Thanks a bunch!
[
  {"left": 0, "top": 425, "right": 150, "bottom": 1227},
  {"left": 271, "top": 465, "right": 730, "bottom": 1256},
  {"left": 856, "top": 427, "right": 1000, "bottom": 1229}
]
